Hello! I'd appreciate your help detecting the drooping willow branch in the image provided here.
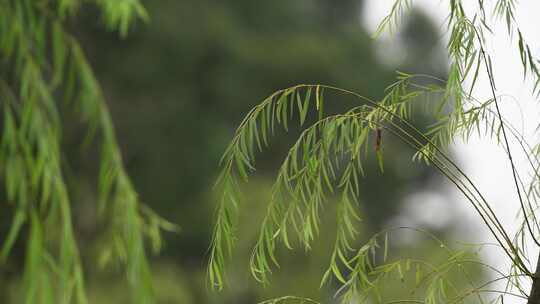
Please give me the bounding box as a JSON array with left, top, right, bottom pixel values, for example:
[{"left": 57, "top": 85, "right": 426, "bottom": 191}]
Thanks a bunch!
[
  {"left": 208, "top": 1, "right": 540, "bottom": 303},
  {"left": 207, "top": 84, "right": 529, "bottom": 295},
  {"left": 0, "top": 1, "right": 174, "bottom": 303}
]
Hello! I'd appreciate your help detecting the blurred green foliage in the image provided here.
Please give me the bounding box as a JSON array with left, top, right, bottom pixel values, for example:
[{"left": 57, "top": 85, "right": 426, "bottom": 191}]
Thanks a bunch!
[{"left": 0, "top": 0, "right": 476, "bottom": 303}]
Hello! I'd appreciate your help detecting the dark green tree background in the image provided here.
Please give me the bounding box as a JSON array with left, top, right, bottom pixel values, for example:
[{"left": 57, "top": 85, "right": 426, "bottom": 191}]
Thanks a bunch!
[{"left": 0, "top": 1, "right": 463, "bottom": 303}]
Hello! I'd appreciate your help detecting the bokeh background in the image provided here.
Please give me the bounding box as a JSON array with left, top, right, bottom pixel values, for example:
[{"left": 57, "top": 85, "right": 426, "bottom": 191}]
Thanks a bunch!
[{"left": 0, "top": 1, "right": 491, "bottom": 303}]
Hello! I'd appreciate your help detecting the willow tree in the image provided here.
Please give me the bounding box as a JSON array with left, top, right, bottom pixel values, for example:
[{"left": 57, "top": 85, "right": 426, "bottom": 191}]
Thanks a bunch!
[
  {"left": 209, "top": 0, "right": 540, "bottom": 303},
  {"left": 0, "top": 1, "right": 173, "bottom": 303}
]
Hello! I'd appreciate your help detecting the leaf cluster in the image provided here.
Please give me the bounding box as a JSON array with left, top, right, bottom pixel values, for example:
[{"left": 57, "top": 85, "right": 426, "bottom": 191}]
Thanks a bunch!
[{"left": 0, "top": 1, "right": 173, "bottom": 303}]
